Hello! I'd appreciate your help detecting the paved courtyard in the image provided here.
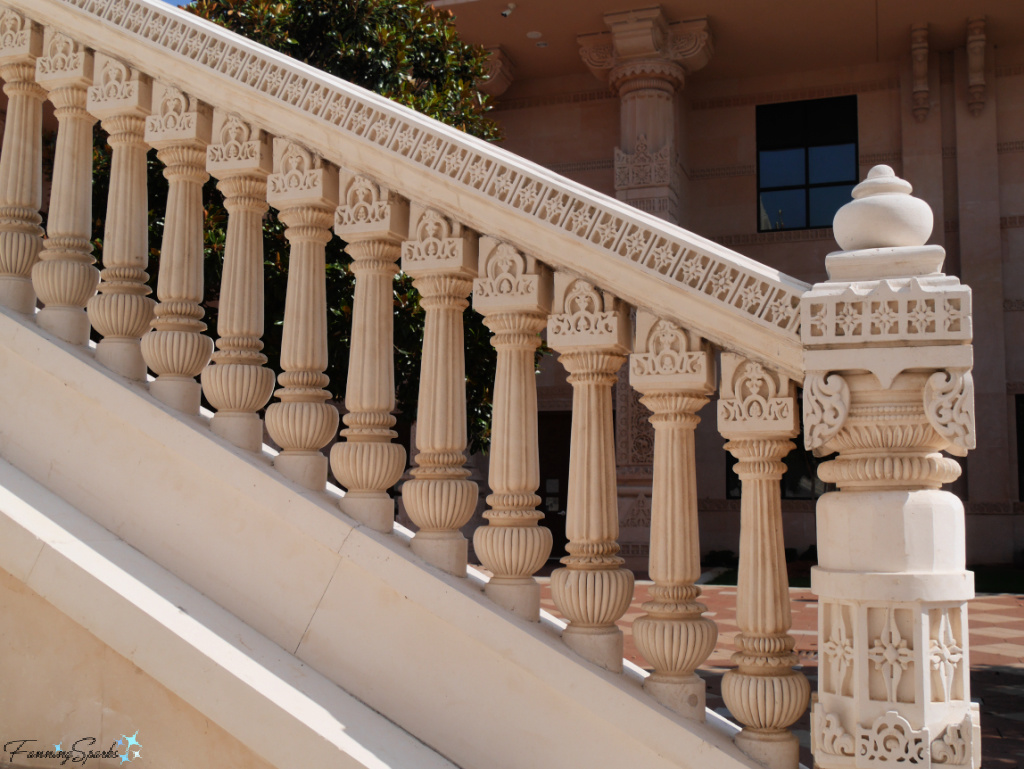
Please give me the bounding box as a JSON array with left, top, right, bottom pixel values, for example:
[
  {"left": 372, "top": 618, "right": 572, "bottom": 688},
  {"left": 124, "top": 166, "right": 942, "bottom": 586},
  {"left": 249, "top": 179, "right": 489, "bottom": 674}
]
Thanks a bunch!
[{"left": 537, "top": 581, "right": 1024, "bottom": 768}]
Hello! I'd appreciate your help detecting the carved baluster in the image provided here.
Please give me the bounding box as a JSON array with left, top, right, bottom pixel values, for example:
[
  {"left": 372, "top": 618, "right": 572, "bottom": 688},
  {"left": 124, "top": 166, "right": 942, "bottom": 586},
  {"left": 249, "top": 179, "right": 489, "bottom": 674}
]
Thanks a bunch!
[
  {"left": 718, "top": 353, "right": 809, "bottom": 769},
  {"left": 141, "top": 83, "right": 213, "bottom": 413},
  {"left": 547, "top": 275, "right": 634, "bottom": 671},
  {"left": 330, "top": 173, "right": 408, "bottom": 531},
  {"left": 31, "top": 30, "right": 98, "bottom": 345},
  {"left": 201, "top": 111, "right": 275, "bottom": 451},
  {"left": 629, "top": 311, "right": 717, "bottom": 718},
  {"left": 400, "top": 206, "right": 478, "bottom": 575},
  {"left": 264, "top": 139, "right": 339, "bottom": 490},
  {"left": 806, "top": 166, "right": 980, "bottom": 768},
  {"left": 0, "top": 11, "right": 44, "bottom": 314},
  {"left": 472, "top": 238, "right": 553, "bottom": 620},
  {"left": 86, "top": 55, "right": 154, "bottom": 380}
]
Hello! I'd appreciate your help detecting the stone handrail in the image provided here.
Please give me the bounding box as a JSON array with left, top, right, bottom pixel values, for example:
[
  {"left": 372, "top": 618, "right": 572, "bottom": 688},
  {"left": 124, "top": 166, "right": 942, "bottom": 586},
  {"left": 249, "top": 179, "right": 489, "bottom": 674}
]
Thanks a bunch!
[{"left": 6, "top": 0, "right": 808, "bottom": 381}]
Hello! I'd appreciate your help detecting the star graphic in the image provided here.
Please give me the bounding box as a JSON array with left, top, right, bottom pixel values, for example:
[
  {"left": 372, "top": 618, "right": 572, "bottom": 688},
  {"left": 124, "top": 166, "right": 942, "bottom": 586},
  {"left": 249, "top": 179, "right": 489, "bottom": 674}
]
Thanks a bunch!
[
  {"left": 119, "top": 752, "right": 132, "bottom": 765},
  {"left": 132, "top": 749, "right": 141, "bottom": 759},
  {"left": 125, "top": 732, "right": 140, "bottom": 749},
  {"left": 54, "top": 744, "right": 62, "bottom": 752},
  {"left": 116, "top": 738, "right": 124, "bottom": 747}
]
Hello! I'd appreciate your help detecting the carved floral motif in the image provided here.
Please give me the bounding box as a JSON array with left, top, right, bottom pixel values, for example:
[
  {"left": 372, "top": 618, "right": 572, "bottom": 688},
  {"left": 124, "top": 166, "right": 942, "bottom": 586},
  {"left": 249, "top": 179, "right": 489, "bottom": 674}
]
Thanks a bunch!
[
  {"left": 857, "top": 711, "right": 928, "bottom": 766},
  {"left": 614, "top": 134, "right": 672, "bottom": 190},
  {"left": 88, "top": 55, "right": 135, "bottom": 103},
  {"left": 335, "top": 175, "right": 390, "bottom": 228},
  {"left": 868, "top": 607, "right": 914, "bottom": 703},
  {"left": 548, "top": 280, "right": 617, "bottom": 337},
  {"left": 931, "top": 716, "right": 971, "bottom": 765},
  {"left": 812, "top": 704, "right": 856, "bottom": 757},
  {"left": 928, "top": 609, "right": 963, "bottom": 703},
  {"left": 719, "top": 359, "right": 793, "bottom": 426},
  {"left": 822, "top": 602, "right": 855, "bottom": 696},
  {"left": 0, "top": 9, "right": 30, "bottom": 53},
  {"left": 145, "top": 84, "right": 196, "bottom": 135},
  {"left": 36, "top": 30, "right": 83, "bottom": 75},
  {"left": 268, "top": 141, "right": 321, "bottom": 195},
  {"left": 206, "top": 113, "right": 259, "bottom": 164},
  {"left": 474, "top": 243, "right": 534, "bottom": 298}
]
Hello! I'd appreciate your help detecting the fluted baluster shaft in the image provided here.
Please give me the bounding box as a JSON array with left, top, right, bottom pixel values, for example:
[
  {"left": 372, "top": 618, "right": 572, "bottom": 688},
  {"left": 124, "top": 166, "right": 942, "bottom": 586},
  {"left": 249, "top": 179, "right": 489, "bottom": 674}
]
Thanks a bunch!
[
  {"left": 547, "top": 275, "right": 633, "bottom": 671},
  {"left": 629, "top": 311, "right": 717, "bottom": 718},
  {"left": 472, "top": 238, "right": 552, "bottom": 620},
  {"left": 718, "top": 353, "right": 809, "bottom": 769},
  {"left": 201, "top": 112, "right": 275, "bottom": 451},
  {"left": 140, "top": 83, "right": 213, "bottom": 413},
  {"left": 264, "top": 139, "right": 339, "bottom": 490},
  {"left": 86, "top": 55, "right": 154, "bottom": 380},
  {"left": 330, "top": 175, "right": 408, "bottom": 531},
  {"left": 0, "top": 12, "right": 44, "bottom": 314},
  {"left": 400, "top": 205, "right": 478, "bottom": 576},
  {"left": 33, "top": 30, "right": 98, "bottom": 345}
]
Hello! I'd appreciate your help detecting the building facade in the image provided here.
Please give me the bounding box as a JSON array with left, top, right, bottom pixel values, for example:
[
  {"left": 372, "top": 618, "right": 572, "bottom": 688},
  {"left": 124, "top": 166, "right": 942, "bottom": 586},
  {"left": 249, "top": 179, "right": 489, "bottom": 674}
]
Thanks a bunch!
[{"left": 445, "top": 0, "right": 1024, "bottom": 566}]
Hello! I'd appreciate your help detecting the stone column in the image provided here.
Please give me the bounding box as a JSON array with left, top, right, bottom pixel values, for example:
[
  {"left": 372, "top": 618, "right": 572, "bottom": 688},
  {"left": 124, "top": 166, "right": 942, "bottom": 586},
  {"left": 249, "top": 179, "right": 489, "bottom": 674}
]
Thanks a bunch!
[
  {"left": 718, "top": 352, "right": 809, "bottom": 769},
  {"left": 32, "top": 30, "right": 98, "bottom": 345},
  {"left": 547, "top": 275, "right": 633, "bottom": 671},
  {"left": 0, "top": 10, "right": 44, "bottom": 314},
  {"left": 86, "top": 55, "right": 154, "bottom": 380},
  {"left": 264, "top": 139, "right": 339, "bottom": 491},
  {"left": 201, "top": 111, "right": 275, "bottom": 451},
  {"left": 578, "top": 9, "right": 711, "bottom": 224},
  {"left": 330, "top": 173, "right": 408, "bottom": 532},
  {"left": 471, "top": 237, "right": 553, "bottom": 620},
  {"left": 400, "top": 205, "right": 478, "bottom": 576},
  {"left": 629, "top": 311, "right": 717, "bottom": 720},
  {"left": 141, "top": 83, "right": 213, "bottom": 414},
  {"left": 804, "top": 166, "right": 979, "bottom": 768}
]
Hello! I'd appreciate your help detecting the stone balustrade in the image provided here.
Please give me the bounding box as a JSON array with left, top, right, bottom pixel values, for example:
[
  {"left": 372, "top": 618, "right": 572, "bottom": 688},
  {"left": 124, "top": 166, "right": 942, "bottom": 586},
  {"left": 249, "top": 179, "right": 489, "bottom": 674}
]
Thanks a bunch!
[{"left": 0, "top": 2, "right": 980, "bottom": 767}]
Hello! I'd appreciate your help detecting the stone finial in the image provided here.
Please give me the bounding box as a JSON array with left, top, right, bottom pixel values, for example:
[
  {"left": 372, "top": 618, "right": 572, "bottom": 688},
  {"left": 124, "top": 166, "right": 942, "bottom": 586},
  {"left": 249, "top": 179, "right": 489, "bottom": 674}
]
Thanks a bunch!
[{"left": 828, "top": 165, "right": 942, "bottom": 280}]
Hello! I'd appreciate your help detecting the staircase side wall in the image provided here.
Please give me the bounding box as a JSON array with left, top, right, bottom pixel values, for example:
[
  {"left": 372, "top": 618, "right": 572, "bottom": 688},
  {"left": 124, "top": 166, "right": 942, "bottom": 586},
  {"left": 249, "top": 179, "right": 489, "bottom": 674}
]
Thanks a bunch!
[{"left": 0, "top": 309, "right": 759, "bottom": 769}]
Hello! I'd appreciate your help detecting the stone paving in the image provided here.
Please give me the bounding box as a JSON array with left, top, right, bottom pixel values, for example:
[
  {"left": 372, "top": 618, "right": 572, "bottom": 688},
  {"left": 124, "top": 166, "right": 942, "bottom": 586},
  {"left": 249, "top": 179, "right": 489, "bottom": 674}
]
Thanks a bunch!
[{"left": 537, "top": 581, "right": 1024, "bottom": 769}]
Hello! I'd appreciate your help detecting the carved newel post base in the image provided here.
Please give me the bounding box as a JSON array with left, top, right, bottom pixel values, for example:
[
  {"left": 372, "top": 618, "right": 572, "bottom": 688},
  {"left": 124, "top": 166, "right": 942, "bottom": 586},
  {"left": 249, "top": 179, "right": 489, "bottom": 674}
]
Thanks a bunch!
[
  {"left": 472, "top": 238, "right": 553, "bottom": 620},
  {"left": 803, "top": 167, "right": 980, "bottom": 768},
  {"left": 630, "top": 311, "right": 718, "bottom": 720},
  {"left": 548, "top": 276, "right": 634, "bottom": 671},
  {"left": 401, "top": 207, "right": 478, "bottom": 576}
]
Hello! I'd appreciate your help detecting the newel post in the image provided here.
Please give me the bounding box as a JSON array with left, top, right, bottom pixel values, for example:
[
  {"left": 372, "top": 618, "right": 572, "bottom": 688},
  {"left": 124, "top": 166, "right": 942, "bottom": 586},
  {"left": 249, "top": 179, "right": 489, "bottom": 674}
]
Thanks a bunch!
[{"left": 804, "top": 166, "right": 979, "bottom": 768}]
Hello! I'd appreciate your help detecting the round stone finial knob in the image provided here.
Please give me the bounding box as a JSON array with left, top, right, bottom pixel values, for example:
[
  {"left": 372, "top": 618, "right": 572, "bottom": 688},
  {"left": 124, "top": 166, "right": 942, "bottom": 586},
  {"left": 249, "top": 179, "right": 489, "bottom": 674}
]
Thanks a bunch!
[{"left": 832, "top": 165, "right": 933, "bottom": 251}]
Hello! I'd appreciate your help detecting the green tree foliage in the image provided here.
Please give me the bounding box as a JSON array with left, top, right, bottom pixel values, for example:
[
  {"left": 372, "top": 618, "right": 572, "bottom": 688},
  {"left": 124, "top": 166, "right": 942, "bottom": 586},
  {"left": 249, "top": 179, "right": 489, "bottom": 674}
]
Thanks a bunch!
[{"left": 90, "top": 0, "right": 501, "bottom": 453}]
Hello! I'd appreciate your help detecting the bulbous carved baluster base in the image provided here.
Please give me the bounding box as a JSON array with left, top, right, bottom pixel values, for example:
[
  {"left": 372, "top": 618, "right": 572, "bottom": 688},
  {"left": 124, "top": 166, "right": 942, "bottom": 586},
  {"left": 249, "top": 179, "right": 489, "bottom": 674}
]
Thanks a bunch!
[
  {"left": 403, "top": 476, "right": 478, "bottom": 575},
  {"left": 331, "top": 438, "right": 407, "bottom": 532},
  {"left": 265, "top": 399, "right": 339, "bottom": 491},
  {"left": 473, "top": 518, "right": 552, "bottom": 620},
  {"left": 142, "top": 327, "right": 214, "bottom": 414},
  {"left": 0, "top": 222, "right": 43, "bottom": 314},
  {"left": 88, "top": 276, "right": 155, "bottom": 381},
  {"left": 551, "top": 566, "right": 634, "bottom": 672},
  {"left": 634, "top": 595, "right": 718, "bottom": 720},
  {"left": 33, "top": 256, "right": 99, "bottom": 345},
  {"left": 202, "top": 361, "right": 276, "bottom": 452}
]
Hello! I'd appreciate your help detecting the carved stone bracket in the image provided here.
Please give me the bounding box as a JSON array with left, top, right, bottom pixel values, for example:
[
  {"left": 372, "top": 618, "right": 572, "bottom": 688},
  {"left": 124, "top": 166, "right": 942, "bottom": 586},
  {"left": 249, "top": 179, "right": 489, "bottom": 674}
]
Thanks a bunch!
[
  {"left": 479, "top": 46, "right": 514, "bottom": 98},
  {"left": 804, "top": 371, "right": 850, "bottom": 454},
  {"left": 577, "top": 13, "right": 712, "bottom": 85},
  {"left": 923, "top": 369, "right": 976, "bottom": 457}
]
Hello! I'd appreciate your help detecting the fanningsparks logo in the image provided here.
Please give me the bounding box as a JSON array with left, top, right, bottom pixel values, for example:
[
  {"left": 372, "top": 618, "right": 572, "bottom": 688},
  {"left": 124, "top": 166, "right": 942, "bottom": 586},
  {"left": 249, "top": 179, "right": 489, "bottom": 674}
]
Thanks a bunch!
[{"left": 4, "top": 731, "right": 143, "bottom": 765}]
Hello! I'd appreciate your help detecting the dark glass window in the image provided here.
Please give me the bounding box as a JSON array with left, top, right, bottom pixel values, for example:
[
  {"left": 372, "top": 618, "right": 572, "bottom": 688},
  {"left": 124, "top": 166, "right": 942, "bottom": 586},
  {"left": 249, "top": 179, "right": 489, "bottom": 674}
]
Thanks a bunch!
[{"left": 756, "top": 96, "right": 858, "bottom": 232}]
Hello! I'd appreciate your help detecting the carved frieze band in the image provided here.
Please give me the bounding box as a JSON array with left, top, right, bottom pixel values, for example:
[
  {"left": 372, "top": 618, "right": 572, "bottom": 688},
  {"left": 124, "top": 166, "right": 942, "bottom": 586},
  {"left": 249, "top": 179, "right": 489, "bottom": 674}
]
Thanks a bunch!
[
  {"left": 42, "top": 0, "right": 804, "bottom": 342},
  {"left": 613, "top": 134, "right": 671, "bottom": 190},
  {"left": 802, "top": 279, "right": 971, "bottom": 347}
]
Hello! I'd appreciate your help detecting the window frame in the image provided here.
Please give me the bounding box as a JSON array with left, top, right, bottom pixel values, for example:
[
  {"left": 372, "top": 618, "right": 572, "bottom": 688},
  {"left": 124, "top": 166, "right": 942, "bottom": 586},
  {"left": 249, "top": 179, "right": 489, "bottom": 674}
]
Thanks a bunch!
[{"left": 755, "top": 96, "right": 859, "bottom": 233}]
